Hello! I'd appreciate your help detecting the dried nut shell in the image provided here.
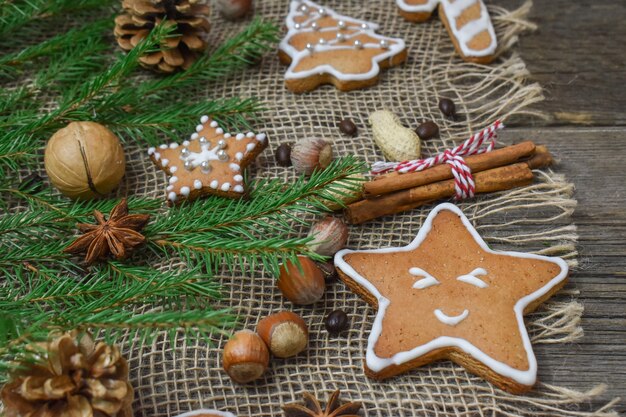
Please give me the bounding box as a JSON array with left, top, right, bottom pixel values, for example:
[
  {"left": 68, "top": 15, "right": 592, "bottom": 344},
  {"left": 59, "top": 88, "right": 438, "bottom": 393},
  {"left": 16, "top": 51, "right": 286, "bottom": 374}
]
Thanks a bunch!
[
  {"left": 291, "top": 137, "right": 333, "bottom": 175},
  {"left": 44, "top": 122, "right": 126, "bottom": 200},
  {"left": 222, "top": 330, "right": 269, "bottom": 384},
  {"left": 257, "top": 311, "right": 308, "bottom": 358},
  {"left": 369, "top": 110, "right": 421, "bottom": 161},
  {"left": 277, "top": 256, "right": 325, "bottom": 305},
  {"left": 307, "top": 216, "right": 348, "bottom": 256}
]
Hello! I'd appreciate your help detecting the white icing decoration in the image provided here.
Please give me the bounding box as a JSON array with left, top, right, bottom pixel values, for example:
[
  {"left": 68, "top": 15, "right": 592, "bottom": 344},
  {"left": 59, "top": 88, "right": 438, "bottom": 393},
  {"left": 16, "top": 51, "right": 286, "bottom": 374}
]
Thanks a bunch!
[
  {"left": 148, "top": 147, "right": 155, "bottom": 155},
  {"left": 396, "top": 0, "right": 497, "bottom": 57},
  {"left": 246, "top": 143, "right": 256, "bottom": 152},
  {"left": 234, "top": 175, "right": 243, "bottom": 182},
  {"left": 195, "top": 124, "right": 203, "bottom": 132},
  {"left": 221, "top": 182, "right": 231, "bottom": 192},
  {"left": 281, "top": 0, "right": 406, "bottom": 81},
  {"left": 169, "top": 143, "right": 178, "bottom": 149},
  {"left": 174, "top": 409, "right": 236, "bottom": 417},
  {"left": 200, "top": 115, "right": 209, "bottom": 123},
  {"left": 210, "top": 121, "right": 218, "bottom": 128},
  {"left": 161, "top": 159, "right": 169, "bottom": 167},
  {"left": 216, "top": 128, "right": 224, "bottom": 134},
  {"left": 235, "top": 152, "right": 244, "bottom": 161},
  {"left": 154, "top": 152, "right": 161, "bottom": 160},
  {"left": 233, "top": 185, "right": 244, "bottom": 193},
  {"left": 410, "top": 267, "right": 439, "bottom": 289},
  {"left": 210, "top": 180, "right": 219, "bottom": 189},
  {"left": 457, "top": 268, "right": 489, "bottom": 288},
  {"left": 256, "top": 133, "right": 266, "bottom": 142},
  {"left": 169, "top": 176, "right": 178, "bottom": 184},
  {"left": 191, "top": 133, "right": 199, "bottom": 140},
  {"left": 334, "top": 203, "right": 569, "bottom": 386},
  {"left": 168, "top": 192, "right": 177, "bottom": 201},
  {"left": 229, "top": 163, "right": 240, "bottom": 172},
  {"left": 180, "top": 186, "right": 190, "bottom": 197},
  {"left": 434, "top": 309, "right": 469, "bottom": 326},
  {"left": 246, "top": 132, "right": 255, "bottom": 138},
  {"left": 183, "top": 140, "right": 190, "bottom": 146},
  {"left": 236, "top": 133, "right": 245, "bottom": 140},
  {"left": 170, "top": 166, "right": 178, "bottom": 173},
  {"left": 166, "top": 185, "right": 174, "bottom": 191},
  {"left": 194, "top": 179, "right": 202, "bottom": 189},
  {"left": 224, "top": 133, "right": 232, "bottom": 139},
  {"left": 159, "top": 144, "right": 168, "bottom": 149}
]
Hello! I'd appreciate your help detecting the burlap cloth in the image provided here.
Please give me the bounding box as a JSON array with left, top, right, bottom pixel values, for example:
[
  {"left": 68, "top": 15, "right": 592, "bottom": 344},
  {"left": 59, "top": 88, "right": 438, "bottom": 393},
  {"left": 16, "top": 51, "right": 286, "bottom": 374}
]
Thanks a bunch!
[{"left": 110, "top": 1, "right": 619, "bottom": 416}]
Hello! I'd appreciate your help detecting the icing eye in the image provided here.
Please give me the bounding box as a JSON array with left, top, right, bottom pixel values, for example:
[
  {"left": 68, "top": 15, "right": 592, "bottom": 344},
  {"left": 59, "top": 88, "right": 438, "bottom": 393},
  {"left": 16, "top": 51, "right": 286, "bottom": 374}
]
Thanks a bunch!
[
  {"left": 457, "top": 268, "right": 489, "bottom": 288},
  {"left": 409, "top": 267, "right": 440, "bottom": 289}
]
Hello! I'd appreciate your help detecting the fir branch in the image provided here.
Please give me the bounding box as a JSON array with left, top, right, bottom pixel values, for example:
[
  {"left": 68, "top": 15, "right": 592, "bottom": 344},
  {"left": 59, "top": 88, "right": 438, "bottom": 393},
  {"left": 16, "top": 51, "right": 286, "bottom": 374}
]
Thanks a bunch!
[
  {"left": 130, "top": 18, "right": 279, "bottom": 104},
  {"left": 0, "top": 18, "right": 111, "bottom": 78},
  {"left": 0, "top": 0, "right": 112, "bottom": 36},
  {"left": 101, "top": 97, "right": 264, "bottom": 145},
  {"left": 147, "top": 157, "right": 366, "bottom": 275}
]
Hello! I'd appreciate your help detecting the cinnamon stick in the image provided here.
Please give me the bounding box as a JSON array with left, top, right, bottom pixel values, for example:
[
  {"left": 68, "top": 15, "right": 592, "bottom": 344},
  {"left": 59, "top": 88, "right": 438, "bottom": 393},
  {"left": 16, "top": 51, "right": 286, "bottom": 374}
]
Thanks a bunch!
[
  {"left": 364, "top": 141, "right": 537, "bottom": 198},
  {"left": 346, "top": 163, "right": 534, "bottom": 224}
]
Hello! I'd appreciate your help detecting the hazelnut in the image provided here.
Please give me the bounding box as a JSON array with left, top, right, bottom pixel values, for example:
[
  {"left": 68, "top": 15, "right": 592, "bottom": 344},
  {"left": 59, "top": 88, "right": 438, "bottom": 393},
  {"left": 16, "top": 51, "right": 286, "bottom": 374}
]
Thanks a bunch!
[
  {"left": 217, "top": 0, "right": 252, "bottom": 20},
  {"left": 222, "top": 330, "right": 269, "bottom": 383},
  {"left": 290, "top": 137, "right": 333, "bottom": 175},
  {"left": 307, "top": 216, "right": 348, "bottom": 256},
  {"left": 257, "top": 311, "right": 308, "bottom": 358},
  {"left": 277, "top": 256, "right": 325, "bottom": 305},
  {"left": 44, "top": 121, "right": 126, "bottom": 200}
]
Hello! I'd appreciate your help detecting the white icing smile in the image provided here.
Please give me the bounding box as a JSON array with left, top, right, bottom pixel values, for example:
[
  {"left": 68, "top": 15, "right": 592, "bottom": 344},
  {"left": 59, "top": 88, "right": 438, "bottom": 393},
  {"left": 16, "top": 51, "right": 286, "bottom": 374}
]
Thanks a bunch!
[{"left": 434, "top": 309, "right": 469, "bottom": 326}]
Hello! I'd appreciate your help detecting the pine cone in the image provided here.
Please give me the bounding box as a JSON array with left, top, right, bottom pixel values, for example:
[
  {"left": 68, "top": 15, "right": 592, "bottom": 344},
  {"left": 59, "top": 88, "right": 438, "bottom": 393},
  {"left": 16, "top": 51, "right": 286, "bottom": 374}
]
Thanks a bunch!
[
  {"left": 1, "top": 332, "right": 133, "bottom": 417},
  {"left": 114, "top": 0, "right": 211, "bottom": 73}
]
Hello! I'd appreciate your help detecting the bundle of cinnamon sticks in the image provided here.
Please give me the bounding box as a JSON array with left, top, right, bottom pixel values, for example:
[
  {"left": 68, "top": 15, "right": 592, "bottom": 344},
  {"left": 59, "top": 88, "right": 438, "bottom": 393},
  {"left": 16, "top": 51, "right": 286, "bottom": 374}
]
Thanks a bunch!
[{"left": 346, "top": 141, "right": 554, "bottom": 224}]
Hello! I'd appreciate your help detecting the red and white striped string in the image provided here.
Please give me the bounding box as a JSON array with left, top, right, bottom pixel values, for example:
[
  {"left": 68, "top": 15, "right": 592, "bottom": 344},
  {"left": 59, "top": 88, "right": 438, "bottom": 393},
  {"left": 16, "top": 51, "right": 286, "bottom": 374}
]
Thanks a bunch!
[{"left": 370, "top": 120, "right": 504, "bottom": 200}]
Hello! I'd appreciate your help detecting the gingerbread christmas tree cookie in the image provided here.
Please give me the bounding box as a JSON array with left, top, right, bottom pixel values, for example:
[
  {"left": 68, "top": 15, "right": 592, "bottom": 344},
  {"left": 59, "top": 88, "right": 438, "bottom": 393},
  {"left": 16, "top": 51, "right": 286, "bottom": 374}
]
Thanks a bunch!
[
  {"left": 334, "top": 203, "right": 568, "bottom": 393},
  {"left": 397, "top": 0, "right": 497, "bottom": 63},
  {"left": 148, "top": 116, "right": 267, "bottom": 204},
  {"left": 279, "top": 0, "right": 407, "bottom": 93}
]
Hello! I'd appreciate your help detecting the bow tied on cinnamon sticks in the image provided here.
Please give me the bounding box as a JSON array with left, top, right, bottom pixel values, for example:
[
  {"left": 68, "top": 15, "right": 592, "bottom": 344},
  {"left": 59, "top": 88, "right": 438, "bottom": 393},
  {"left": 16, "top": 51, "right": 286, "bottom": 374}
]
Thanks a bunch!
[{"left": 346, "top": 140, "right": 554, "bottom": 224}]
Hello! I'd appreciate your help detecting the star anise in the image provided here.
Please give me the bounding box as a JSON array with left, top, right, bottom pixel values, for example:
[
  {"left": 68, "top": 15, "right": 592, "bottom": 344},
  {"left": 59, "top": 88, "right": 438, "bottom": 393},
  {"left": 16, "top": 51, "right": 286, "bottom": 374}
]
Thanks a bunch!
[
  {"left": 283, "top": 390, "right": 362, "bottom": 417},
  {"left": 64, "top": 198, "right": 150, "bottom": 265}
]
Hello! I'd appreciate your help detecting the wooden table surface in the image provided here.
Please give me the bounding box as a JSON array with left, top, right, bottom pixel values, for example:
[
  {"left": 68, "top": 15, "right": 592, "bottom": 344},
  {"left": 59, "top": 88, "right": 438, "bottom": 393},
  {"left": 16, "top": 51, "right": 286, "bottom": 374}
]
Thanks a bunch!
[{"left": 501, "top": 0, "right": 626, "bottom": 411}]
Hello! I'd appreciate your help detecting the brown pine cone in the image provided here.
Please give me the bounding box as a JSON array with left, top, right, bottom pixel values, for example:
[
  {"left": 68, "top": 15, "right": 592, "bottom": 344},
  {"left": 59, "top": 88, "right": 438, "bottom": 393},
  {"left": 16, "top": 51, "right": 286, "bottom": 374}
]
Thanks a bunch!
[
  {"left": 1, "top": 332, "right": 133, "bottom": 417},
  {"left": 114, "top": 0, "right": 210, "bottom": 73}
]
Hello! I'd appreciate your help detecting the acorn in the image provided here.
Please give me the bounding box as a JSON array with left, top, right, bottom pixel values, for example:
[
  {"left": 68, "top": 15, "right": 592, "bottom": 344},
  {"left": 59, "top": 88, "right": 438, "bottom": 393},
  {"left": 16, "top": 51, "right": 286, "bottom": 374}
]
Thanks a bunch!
[
  {"left": 257, "top": 311, "right": 308, "bottom": 358},
  {"left": 277, "top": 256, "right": 325, "bottom": 305},
  {"left": 290, "top": 137, "right": 333, "bottom": 175},
  {"left": 222, "top": 330, "right": 269, "bottom": 383},
  {"left": 307, "top": 216, "right": 348, "bottom": 256}
]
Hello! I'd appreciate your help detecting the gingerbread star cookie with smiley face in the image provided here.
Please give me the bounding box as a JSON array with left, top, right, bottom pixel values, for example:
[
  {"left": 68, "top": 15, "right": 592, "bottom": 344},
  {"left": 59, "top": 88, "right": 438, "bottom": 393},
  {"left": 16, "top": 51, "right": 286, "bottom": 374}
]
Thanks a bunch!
[
  {"left": 334, "top": 203, "right": 568, "bottom": 394},
  {"left": 148, "top": 116, "right": 267, "bottom": 204}
]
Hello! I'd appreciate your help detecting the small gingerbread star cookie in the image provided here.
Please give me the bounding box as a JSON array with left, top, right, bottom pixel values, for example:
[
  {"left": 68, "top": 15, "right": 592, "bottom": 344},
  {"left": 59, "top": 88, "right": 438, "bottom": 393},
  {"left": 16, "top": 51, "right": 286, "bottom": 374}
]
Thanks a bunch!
[
  {"left": 334, "top": 203, "right": 568, "bottom": 394},
  {"left": 148, "top": 116, "right": 268, "bottom": 204}
]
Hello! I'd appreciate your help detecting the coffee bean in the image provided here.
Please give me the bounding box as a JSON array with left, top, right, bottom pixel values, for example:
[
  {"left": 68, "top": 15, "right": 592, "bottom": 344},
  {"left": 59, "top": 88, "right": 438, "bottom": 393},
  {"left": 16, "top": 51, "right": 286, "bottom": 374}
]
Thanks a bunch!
[
  {"left": 325, "top": 310, "right": 350, "bottom": 334},
  {"left": 317, "top": 260, "right": 339, "bottom": 284},
  {"left": 275, "top": 143, "right": 292, "bottom": 167},
  {"left": 339, "top": 118, "right": 358, "bottom": 136},
  {"left": 438, "top": 98, "right": 456, "bottom": 118},
  {"left": 416, "top": 121, "right": 439, "bottom": 140}
]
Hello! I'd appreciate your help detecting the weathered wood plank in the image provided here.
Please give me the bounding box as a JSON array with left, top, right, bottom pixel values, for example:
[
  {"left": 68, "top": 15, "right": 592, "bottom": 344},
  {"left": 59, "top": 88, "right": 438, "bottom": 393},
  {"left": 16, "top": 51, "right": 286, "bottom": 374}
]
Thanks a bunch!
[
  {"left": 505, "top": 127, "right": 626, "bottom": 409},
  {"left": 499, "top": 0, "right": 626, "bottom": 126}
]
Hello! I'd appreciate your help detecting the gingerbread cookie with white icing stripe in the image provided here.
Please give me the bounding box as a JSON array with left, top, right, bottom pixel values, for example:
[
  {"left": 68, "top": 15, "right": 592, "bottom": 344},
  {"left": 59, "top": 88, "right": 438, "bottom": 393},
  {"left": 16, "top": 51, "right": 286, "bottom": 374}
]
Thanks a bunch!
[
  {"left": 334, "top": 203, "right": 568, "bottom": 393},
  {"left": 279, "top": 0, "right": 407, "bottom": 92},
  {"left": 148, "top": 116, "right": 267, "bottom": 204},
  {"left": 397, "top": 0, "right": 497, "bottom": 64}
]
